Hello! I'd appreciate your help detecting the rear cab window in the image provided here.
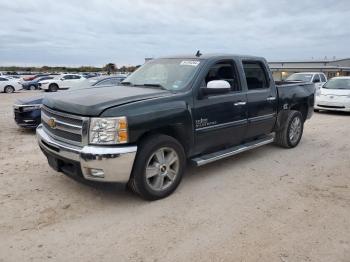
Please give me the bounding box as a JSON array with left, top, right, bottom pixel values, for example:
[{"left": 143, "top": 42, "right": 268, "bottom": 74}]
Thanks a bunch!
[
  {"left": 242, "top": 61, "right": 269, "bottom": 90},
  {"left": 313, "top": 74, "right": 320, "bottom": 83}
]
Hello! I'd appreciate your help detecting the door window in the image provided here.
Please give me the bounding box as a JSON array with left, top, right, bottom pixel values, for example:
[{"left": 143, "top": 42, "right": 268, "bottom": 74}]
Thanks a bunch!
[
  {"left": 204, "top": 61, "right": 240, "bottom": 92},
  {"left": 96, "top": 79, "right": 114, "bottom": 86},
  {"left": 63, "top": 75, "right": 73, "bottom": 80},
  {"left": 320, "top": 74, "right": 326, "bottom": 82},
  {"left": 243, "top": 61, "right": 269, "bottom": 90},
  {"left": 313, "top": 74, "right": 320, "bottom": 83}
]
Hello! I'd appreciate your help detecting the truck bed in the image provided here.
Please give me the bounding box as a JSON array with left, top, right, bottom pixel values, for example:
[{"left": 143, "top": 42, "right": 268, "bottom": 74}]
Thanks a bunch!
[{"left": 275, "top": 81, "right": 315, "bottom": 120}]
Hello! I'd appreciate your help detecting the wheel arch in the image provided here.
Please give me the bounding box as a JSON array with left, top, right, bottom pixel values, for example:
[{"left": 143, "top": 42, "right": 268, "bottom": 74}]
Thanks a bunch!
[
  {"left": 137, "top": 125, "right": 192, "bottom": 157},
  {"left": 275, "top": 103, "right": 308, "bottom": 132},
  {"left": 290, "top": 103, "right": 308, "bottom": 121},
  {"left": 4, "top": 85, "right": 15, "bottom": 93}
]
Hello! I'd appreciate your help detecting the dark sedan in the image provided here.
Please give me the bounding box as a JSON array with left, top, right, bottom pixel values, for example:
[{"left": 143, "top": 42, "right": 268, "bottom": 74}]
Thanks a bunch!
[
  {"left": 13, "top": 76, "right": 126, "bottom": 129},
  {"left": 13, "top": 97, "right": 43, "bottom": 128},
  {"left": 22, "top": 76, "right": 54, "bottom": 90}
]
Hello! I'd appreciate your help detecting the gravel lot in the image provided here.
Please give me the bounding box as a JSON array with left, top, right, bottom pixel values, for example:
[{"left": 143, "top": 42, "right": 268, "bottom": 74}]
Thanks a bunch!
[{"left": 1, "top": 91, "right": 350, "bottom": 262}]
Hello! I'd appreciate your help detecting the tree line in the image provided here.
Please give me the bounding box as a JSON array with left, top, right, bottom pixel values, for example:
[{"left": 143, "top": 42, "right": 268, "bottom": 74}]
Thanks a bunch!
[{"left": 0, "top": 63, "right": 141, "bottom": 74}]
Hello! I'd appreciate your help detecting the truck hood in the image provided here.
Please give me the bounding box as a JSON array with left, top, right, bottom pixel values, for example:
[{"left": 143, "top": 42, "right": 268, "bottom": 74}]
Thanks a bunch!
[{"left": 43, "top": 85, "right": 172, "bottom": 116}]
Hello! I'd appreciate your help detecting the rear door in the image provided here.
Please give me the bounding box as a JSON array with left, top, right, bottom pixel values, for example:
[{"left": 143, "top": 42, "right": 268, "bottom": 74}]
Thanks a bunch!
[
  {"left": 70, "top": 75, "right": 84, "bottom": 89},
  {"left": 61, "top": 75, "right": 74, "bottom": 89},
  {"left": 242, "top": 60, "right": 277, "bottom": 139},
  {"left": 193, "top": 59, "right": 248, "bottom": 154}
]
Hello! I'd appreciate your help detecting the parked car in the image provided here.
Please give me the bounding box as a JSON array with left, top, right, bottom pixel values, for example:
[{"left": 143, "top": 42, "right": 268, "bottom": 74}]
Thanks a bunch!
[
  {"left": 0, "top": 76, "right": 22, "bottom": 93},
  {"left": 13, "top": 97, "right": 43, "bottom": 128},
  {"left": 82, "top": 72, "right": 101, "bottom": 78},
  {"left": 23, "top": 74, "right": 51, "bottom": 81},
  {"left": 92, "top": 76, "right": 126, "bottom": 87},
  {"left": 22, "top": 76, "right": 54, "bottom": 90},
  {"left": 13, "top": 78, "right": 120, "bottom": 128},
  {"left": 36, "top": 54, "right": 315, "bottom": 200},
  {"left": 286, "top": 72, "right": 327, "bottom": 92},
  {"left": 315, "top": 77, "right": 350, "bottom": 112},
  {"left": 38, "top": 74, "right": 87, "bottom": 92}
]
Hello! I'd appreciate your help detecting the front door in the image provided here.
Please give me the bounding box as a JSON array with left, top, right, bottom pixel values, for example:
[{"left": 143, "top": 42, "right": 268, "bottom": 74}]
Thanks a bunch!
[{"left": 193, "top": 59, "right": 248, "bottom": 154}]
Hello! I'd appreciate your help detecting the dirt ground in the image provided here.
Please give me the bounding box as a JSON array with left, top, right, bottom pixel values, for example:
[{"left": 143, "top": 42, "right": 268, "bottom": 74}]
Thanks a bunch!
[{"left": 0, "top": 90, "right": 350, "bottom": 262}]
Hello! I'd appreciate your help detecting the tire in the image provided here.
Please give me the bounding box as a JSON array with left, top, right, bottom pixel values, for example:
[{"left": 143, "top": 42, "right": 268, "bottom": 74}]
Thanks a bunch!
[
  {"left": 275, "top": 110, "right": 304, "bottom": 148},
  {"left": 29, "top": 85, "right": 36, "bottom": 90},
  {"left": 128, "top": 134, "right": 186, "bottom": 200},
  {"left": 48, "top": 84, "right": 58, "bottom": 92},
  {"left": 4, "top": 86, "right": 15, "bottom": 93}
]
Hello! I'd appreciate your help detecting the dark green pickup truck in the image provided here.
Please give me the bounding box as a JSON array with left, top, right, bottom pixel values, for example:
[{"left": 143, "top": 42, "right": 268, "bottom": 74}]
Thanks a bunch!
[{"left": 37, "top": 54, "right": 315, "bottom": 200}]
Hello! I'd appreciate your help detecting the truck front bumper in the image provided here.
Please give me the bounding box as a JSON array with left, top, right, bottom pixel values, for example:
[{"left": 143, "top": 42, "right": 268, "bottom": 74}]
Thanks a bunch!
[{"left": 36, "top": 124, "right": 137, "bottom": 183}]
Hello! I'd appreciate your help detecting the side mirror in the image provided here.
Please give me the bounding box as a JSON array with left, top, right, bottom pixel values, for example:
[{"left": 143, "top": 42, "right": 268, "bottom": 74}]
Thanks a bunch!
[{"left": 202, "top": 80, "right": 231, "bottom": 95}]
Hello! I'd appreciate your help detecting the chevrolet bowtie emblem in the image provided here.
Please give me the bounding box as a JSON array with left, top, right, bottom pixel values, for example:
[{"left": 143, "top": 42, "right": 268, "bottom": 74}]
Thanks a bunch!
[{"left": 48, "top": 117, "right": 57, "bottom": 129}]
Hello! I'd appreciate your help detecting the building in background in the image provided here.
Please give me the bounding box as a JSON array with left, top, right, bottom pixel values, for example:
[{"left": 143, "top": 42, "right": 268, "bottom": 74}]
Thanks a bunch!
[{"left": 268, "top": 58, "right": 350, "bottom": 81}]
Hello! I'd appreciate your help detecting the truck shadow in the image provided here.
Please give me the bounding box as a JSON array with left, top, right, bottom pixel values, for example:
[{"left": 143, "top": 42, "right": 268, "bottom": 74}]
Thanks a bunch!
[
  {"left": 54, "top": 141, "right": 292, "bottom": 206},
  {"left": 315, "top": 110, "right": 350, "bottom": 116},
  {"left": 184, "top": 145, "right": 274, "bottom": 181},
  {"left": 59, "top": 171, "right": 145, "bottom": 203},
  {"left": 61, "top": 144, "right": 279, "bottom": 203}
]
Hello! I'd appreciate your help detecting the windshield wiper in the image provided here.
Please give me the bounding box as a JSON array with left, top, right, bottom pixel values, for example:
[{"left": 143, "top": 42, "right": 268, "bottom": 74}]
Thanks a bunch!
[
  {"left": 121, "top": 81, "right": 132, "bottom": 85},
  {"left": 135, "top": 83, "right": 166, "bottom": 90}
]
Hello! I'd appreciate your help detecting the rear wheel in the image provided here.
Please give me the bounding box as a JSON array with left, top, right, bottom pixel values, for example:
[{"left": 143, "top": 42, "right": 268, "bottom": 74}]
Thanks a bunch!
[
  {"left": 275, "top": 110, "right": 304, "bottom": 148},
  {"left": 129, "top": 134, "right": 186, "bottom": 200},
  {"left": 48, "top": 84, "right": 58, "bottom": 92},
  {"left": 29, "top": 85, "right": 36, "bottom": 90},
  {"left": 4, "top": 86, "right": 15, "bottom": 93}
]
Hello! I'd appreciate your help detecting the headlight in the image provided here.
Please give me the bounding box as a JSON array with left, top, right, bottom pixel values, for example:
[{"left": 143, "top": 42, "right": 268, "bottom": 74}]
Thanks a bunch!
[
  {"left": 22, "top": 105, "right": 41, "bottom": 112},
  {"left": 89, "top": 117, "right": 128, "bottom": 145}
]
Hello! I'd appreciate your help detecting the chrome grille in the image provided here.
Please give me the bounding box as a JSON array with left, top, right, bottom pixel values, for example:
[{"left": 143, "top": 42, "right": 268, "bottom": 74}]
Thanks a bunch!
[{"left": 41, "top": 106, "right": 88, "bottom": 146}]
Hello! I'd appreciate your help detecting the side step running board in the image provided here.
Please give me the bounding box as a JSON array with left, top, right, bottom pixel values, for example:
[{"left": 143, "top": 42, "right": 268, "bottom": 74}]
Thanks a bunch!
[{"left": 191, "top": 134, "right": 275, "bottom": 167}]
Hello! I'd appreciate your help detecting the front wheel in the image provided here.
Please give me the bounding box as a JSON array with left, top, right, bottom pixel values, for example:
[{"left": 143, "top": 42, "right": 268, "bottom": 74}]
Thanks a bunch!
[
  {"left": 4, "top": 86, "right": 15, "bottom": 93},
  {"left": 29, "top": 85, "right": 36, "bottom": 90},
  {"left": 129, "top": 134, "right": 186, "bottom": 200},
  {"left": 48, "top": 84, "right": 58, "bottom": 92},
  {"left": 275, "top": 110, "right": 304, "bottom": 148}
]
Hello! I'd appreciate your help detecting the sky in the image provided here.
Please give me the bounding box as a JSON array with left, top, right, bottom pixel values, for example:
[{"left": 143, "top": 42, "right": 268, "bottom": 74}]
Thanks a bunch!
[{"left": 1, "top": 0, "right": 350, "bottom": 67}]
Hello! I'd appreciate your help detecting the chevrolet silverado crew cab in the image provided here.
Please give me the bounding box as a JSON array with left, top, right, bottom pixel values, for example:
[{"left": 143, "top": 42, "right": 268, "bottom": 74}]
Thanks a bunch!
[{"left": 37, "top": 54, "right": 315, "bottom": 200}]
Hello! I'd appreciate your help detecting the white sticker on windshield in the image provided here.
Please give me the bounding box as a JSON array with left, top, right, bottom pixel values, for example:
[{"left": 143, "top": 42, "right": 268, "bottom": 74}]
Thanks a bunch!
[{"left": 180, "top": 60, "right": 200, "bottom": 67}]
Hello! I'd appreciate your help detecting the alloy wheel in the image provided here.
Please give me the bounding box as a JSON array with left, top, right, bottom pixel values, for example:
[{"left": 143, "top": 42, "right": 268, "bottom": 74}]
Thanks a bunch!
[{"left": 145, "top": 147, "right": 180, "bottom": 191}]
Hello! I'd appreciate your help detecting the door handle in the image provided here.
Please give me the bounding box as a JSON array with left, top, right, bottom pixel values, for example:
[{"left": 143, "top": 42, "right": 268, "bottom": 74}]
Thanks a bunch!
[
  {"left": 234, "top": 101, "right": 247, "bottom": 106},
  {"left": 266, "top": 96, "right": 276, "bottom": 101}
]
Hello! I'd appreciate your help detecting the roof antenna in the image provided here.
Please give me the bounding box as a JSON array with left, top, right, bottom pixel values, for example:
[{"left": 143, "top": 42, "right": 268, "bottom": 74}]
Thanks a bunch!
[{"left": 195, "top": 50, "right": 202, "bottom": 57}]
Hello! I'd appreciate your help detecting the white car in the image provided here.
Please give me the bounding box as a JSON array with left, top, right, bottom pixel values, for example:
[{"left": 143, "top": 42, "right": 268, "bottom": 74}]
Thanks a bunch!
[
  {"left": 286, "top": 72, "right": 327, "bottom": 92},
  {"left": 315, "top": 77, "right": 350, "bottom": 112},
  {"left": 39, "top": 74, "right": 87, "bottom": 92},
  {"left": 0, "top": 76, "right": 22, "bottom": 93}
]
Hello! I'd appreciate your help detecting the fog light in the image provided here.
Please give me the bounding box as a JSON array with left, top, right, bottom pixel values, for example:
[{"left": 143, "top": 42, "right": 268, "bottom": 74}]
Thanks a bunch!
[{"left": 90, "top": 168, "right": 105, "bottom": 178}]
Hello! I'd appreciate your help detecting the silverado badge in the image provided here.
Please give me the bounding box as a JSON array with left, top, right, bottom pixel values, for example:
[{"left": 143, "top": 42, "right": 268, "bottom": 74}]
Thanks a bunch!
[{"left": 48, "top": 117, "right": 57, "bottom": 129}]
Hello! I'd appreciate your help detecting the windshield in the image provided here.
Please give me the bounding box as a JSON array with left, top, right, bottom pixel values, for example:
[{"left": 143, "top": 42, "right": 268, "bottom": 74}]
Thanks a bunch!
[
  {"left": 323, "top": 78, "right": 350, "bottom": 90},
  {"left": 123, "top": 58, "right": 201, "bottom": 91},
  {"left": 286, "top": 73, "right": 313, "bottom": 82}
]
